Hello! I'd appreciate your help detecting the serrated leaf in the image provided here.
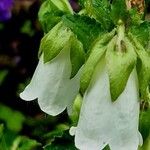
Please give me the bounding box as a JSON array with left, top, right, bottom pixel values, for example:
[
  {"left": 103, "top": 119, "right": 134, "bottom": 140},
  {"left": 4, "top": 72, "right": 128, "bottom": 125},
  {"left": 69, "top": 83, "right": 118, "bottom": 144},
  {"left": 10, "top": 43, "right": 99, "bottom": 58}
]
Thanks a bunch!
[
  {"left": 44, "top": 132, "right": 77, "bottom": 150},
  {"left": 39, "top": 22, "right": 72, "bottom": 63},
  {"left": 51, "top": 0, "right": 73, "bottom": 14},
  {"left": 38, "top": 0, "right": 72, "bottom": 33},
  {"left": 84, "top": 0, "right": 113, "bottom": 30},
  {"left": 111, "top": 0, "right": 128, "bottom": 24},
  {"left": 130, "top": 21, "right": 150, "bottom": 48},
  {"left": 70, "top": 35, "right": 85, "bottom": 78},
  {"left": 80, "top": 30, "right": 116, "bottom": 94},
  {"left": 106, "top": 36, "right": 137, "bottom": 101},
  {"left": 62, "top": 14, "right": 104, "bottom": 52},
  {"left": 44, "top": 123, "right": 69, "bottom": 143}
]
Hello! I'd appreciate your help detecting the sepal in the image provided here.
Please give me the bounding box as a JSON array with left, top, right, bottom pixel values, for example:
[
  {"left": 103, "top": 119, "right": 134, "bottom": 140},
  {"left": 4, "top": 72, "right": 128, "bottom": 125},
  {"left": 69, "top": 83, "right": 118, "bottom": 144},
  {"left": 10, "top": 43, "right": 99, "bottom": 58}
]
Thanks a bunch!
[
  {"left": 80, "top": 30, "right": 116, "bottom": 94},
  {"left": 106, "top": 36, "right": 137, "bottom": 101},
  {"left": 70, "top": 35, "right": 85, "bottom": 78},
  {"left": 39, "top": 22, "right": 72, "bottom": 63},
  {"left": 128, "top": 33, "right": 150, "bottom": 102}
]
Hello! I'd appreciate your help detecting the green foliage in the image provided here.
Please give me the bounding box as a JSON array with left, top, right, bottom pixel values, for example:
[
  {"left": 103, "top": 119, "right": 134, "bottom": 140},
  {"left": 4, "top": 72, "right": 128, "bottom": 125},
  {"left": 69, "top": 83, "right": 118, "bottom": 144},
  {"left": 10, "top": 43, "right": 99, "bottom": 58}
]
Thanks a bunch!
[
  {"left": 111, "top": 0, "right": 128, "bottom": 24},
  {"left": 0, "top": 104, "right": 25, "bottom": 132},
  {"left": 128, "top": 33, "right": 150, "bottom": 102},
  {"left": 80, "top": 30, "right": 116, "bottom": 94},
  {"left": 38, "top": 0, "right": 73, "bottom": 33},
  {"left": 139, "top": 109, "right": 150, "bottom": 142},
  {"left": 0, "top": 70, "right": 8, "bottom": 85},
  {"left": 130, "top": 21, "right": 150, "bottom": 48},
  {"left": 11, "top": 136, "right": 41, "bottom": 150},
  {"left": 62, "top": 14, "right": 104, "bottom": 52},
  {"left": 69, "top": 35, "right": 85, "bottom": 78},
  {"left": 83, "top": 0, "right": 113, "bottom": 30},
  {"left": 44, "top": 131, "right": 77, "bottom": 150}
]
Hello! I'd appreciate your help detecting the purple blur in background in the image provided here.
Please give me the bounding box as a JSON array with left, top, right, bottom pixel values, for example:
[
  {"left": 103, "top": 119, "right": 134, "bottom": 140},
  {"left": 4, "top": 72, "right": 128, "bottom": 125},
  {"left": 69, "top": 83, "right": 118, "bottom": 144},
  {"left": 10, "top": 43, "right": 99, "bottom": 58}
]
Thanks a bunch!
[{"left": 0, "top": 0, "right": 13, "bottom": 21}]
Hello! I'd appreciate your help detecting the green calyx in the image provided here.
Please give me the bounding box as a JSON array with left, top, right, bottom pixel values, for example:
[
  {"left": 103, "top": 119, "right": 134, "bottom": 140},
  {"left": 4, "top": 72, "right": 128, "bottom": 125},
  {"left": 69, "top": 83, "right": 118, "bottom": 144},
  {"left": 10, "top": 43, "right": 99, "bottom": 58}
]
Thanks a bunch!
[
  {"left": 129, "top": 33, "right": 150, "bottom": 102},
  {"left": 39, "top": 22, "right": 72, "bottom": 63},
  {"left": 39, "top": 22, "right": 85, "bottom": 78},
  {"left": 80, "top": 22, "right": 139, "bottom": 102},
  {"left": 106, "top": 35, "right": 137, "bottom": 101},
  {"left": 80, "top": 29, "right": 116, "bottom": 94}
]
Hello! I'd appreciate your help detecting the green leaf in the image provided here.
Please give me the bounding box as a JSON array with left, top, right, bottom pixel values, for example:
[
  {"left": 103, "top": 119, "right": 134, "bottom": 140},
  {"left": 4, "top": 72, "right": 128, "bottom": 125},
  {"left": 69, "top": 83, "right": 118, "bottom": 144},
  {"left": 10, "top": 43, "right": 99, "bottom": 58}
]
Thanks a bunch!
[
  {"left": 38, "top": 0, "right": 72, "bottom": 33},
  {"left": 139, "top": 109, "right": 150, "bottom": 141},
  {"left": 0, "top": 124, "right": 4, "bottom": 139},
  {"left": 69, "top": 95, "right": 82, "bottom": 125},
  {"left": 129, "top": 21, "right": 150, "bottom": 48},
  {"left": 0, "top": 70, "right": 8, "bottom": 85},
  {"left": 80, "top": 30, "right": 116, "bottom": 94},
  {"left": 62, "top": 14, "right": 104, "bottom": 52},
  {"left": 136, "top": 51, "right": 150, "bottom": 101},
  {"left": 39, "top": 22, "right": 72, "bottom": 63},
  {"left": 140, "top": 135, "right": 150, "bottom": 150},
  {"left": 11, "top": 136, "right": 41, "bottom": 150},
  {"left": 70, "top": 35, "right": 85, "bottom": 78},
  {"left": 111, "top": 0, "right": 128, "bottom": 24},
  {"left": 128, "top": 33, "right": 150, "bottom": 101},
  {"left": 106, "top": 36, "right": 137, "bottom": 101},
  {"left": 44, "top": 131, "right": 77, "bottom": 150},
  {"left": 44, "top": 123, "right": 69, "bottom": 143},
  {"left": 50, "top": 0, "right": 73, "bottom": 13},
  {"left": 0, "top": 104, "right": 25, "bottom": 132},
  {"left": 84, "top": 0, "right": 113, "bottom": 30}
]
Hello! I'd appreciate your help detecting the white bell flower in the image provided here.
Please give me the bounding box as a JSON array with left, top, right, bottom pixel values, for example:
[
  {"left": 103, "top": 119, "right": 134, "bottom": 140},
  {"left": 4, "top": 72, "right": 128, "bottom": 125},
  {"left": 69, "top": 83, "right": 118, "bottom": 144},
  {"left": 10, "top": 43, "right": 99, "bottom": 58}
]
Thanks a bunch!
[
  {"left": 20, "top": 47, "right": 81, "bottom": 116},
  {"left": 71, "top": 59, "right": 142, "bottom": 150}
]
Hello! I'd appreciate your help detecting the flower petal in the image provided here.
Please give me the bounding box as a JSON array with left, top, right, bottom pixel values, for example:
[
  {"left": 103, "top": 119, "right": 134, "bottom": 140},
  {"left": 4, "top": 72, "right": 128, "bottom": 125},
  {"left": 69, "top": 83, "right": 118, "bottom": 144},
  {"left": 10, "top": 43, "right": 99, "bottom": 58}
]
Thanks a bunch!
[
  {"left": 20, "top": 47, "right": 81, "bottom": 116},
  {"left": 20, "top": 57, "right": 44, "bottom": 101},
  {"left": 74, "top": 58, "right": 141, "bottom": 150}
]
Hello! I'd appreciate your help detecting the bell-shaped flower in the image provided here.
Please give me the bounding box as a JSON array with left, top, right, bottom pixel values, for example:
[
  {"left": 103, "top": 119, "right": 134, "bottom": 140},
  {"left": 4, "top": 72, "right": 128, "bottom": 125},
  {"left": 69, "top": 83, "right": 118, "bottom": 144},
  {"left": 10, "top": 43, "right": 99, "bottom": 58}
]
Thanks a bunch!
[
  {"left": 20, "top": 22, "right": 85, "bottom": 116},
  {"left": 70, "top": 32, "right": 142, "bottom": 150}
]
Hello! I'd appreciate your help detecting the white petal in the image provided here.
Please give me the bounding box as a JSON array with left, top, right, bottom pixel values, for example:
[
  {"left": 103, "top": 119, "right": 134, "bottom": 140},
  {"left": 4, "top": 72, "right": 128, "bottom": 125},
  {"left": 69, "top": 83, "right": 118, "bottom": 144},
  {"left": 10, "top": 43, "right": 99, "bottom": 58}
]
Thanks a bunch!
[
  {"left": 20, "top": 46, "right": 81, "bottom": 116},
  {"left": 20, "top": 57, "right": 44, "bottom": 101},
  {"left": 74, "top": 58, "right": 141, "bottom": 150},
  {"left": 37, "top": 48, "right": 81, "bottom": 116},
  {"left": 109, "top": 68, "right": 140, "bottom": 150}
]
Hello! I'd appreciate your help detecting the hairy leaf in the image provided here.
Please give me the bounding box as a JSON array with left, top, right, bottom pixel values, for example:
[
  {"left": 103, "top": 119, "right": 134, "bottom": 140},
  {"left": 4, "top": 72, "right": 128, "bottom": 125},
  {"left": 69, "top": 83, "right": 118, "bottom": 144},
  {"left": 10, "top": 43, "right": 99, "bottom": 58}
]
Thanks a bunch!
[{"left": 62, "top": 14, "right": 104, "bottom": 52}]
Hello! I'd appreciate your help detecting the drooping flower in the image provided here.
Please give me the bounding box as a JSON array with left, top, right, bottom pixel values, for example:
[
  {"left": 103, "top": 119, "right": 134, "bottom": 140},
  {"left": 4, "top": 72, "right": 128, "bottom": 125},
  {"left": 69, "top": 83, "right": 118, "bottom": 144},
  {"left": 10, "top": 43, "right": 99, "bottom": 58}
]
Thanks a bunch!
[
  {"left": 20, "top": 22, "right": 85, "bottom": 116},
  {"left": 71, "top": 59, "right": 142, "bottom": 150},
  {"left": 0, "top": 0, "right": 13, "bottom": 21},
  {"left": 70, "top": 27, "right": 143, "bottom": 150}
]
